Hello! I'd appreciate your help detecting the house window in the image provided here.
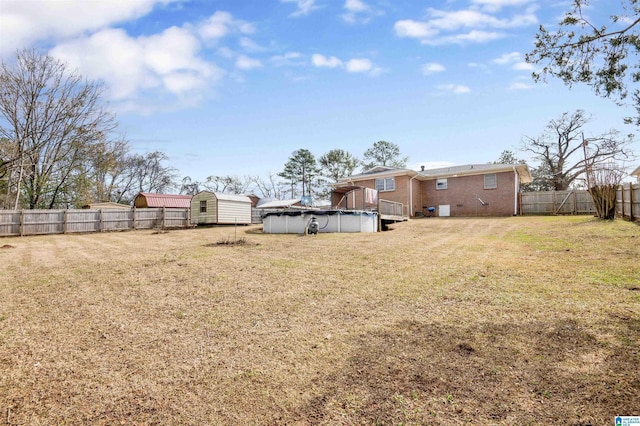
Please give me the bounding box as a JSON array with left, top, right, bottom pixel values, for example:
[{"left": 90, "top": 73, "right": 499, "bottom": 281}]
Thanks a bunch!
[
  {"left": 484, "top": 173, "right": 497, "bottom": 189},
  {"left": 436, "top": 179, "right": 447, "bottom": 190},
  {"left": 375, "top": 177, "right": 395, "bottom": 192},
  {"left": 200, "top": 200, "right": 207, "bottom": 213}
]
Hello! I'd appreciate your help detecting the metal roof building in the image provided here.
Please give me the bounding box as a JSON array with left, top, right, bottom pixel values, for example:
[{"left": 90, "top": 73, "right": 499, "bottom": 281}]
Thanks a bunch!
[{"left": 134, "top": 193, "right": 193, "bottom": 209}]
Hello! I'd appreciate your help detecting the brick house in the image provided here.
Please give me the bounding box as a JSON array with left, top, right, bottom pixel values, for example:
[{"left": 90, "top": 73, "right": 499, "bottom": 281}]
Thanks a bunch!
[{"left": 331, "top": 163, "right": 532, "bottom": 217}]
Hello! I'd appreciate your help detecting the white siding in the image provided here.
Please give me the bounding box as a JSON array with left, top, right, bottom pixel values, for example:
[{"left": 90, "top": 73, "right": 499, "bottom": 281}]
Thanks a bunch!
[{"left": 217, "top": 200, "right": 251, "bottom": 224}]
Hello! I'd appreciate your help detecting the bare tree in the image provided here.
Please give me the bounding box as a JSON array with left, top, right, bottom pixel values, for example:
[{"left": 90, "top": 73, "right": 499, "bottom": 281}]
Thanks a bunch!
[
  {"left": 130, "top": 151, "right": 178, "bottom": 194},
  {"left": 202, "top": 175, "right": 254, "bottom": 194},
  {"left": 253, "top": 172, "right": 285, "bottom": 199},
  {"left": 587, "top": 163, "right": 625, "bottom": 220},
  {"left": 526, "top": 0, "right": 640, "bottom": 124},
  {"left": 0, "top": 49, "right": 116, "bottom": 209},
  {"left": 520, "top": 110, "right": 634, "bottom": 191}
]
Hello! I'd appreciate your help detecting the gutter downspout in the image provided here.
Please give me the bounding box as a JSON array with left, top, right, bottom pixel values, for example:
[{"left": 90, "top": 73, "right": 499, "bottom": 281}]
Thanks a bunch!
[
  {"left": 513, "top": 167, "right": 519, "bottom": 216},
  {"left": 409, "top": 173, "right": 421, "bottom": 217}
]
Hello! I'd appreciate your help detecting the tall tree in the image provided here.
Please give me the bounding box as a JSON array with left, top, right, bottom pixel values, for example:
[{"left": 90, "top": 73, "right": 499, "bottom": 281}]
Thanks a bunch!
[
  {"left": 520, "top": 110, "right": 634, "bottom": 191},
  {"left": 319, "top": 149, "right": 360, "bottom": 182},
  {"left": 130, "top": 151, "right": 178, "bottom": 194},
  {"left": 525, "top": 0, "right": 640, "bottom": 124},
  {"left": 362, "top": 140, "right": 408, "bottom": 170},
  {"left": 493, "top": 150, "right": 526, "bottom": 165},
  {"left": 202, "top": 175, "right": 254, "bottom": 194},
  {"left": 0, "top": 49, "right": 116, "bottom": 208},
  {"left": 278, "top": 149, "right": 320, "bottom": 199}
]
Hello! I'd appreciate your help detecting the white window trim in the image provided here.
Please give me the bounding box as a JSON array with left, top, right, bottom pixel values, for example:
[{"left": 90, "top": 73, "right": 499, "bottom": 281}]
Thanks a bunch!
[
  {"left": 484, "top": 173, "right": 497, "bottom": 189},
  {"left": 375, "top": 177, "right": 395, "bottom": 192},
  {"left": 436, "top": 178, "right": 447, "bottom": 190}
]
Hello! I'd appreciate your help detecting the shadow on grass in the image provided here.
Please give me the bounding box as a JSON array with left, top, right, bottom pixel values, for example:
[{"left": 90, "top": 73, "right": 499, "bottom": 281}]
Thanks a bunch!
[{"left": 297, "top": 317, "right": 640, "bottom": 425}]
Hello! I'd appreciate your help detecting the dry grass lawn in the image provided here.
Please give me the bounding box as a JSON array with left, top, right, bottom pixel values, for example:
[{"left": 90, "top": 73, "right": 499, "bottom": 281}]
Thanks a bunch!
[{"left": 0, "top": 216, "right": 639, "bottom": 425}]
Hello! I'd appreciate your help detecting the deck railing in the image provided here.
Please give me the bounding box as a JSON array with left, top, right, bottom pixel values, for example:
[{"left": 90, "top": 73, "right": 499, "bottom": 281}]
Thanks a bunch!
[{"left": 379, "top": 199, "right": 404, "bottom": 218}]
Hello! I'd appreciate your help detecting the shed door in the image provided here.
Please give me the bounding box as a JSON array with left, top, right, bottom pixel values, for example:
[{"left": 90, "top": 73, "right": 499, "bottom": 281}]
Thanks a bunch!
[{"left": 438, "top": 205, "right": 450, "bottom": 217}]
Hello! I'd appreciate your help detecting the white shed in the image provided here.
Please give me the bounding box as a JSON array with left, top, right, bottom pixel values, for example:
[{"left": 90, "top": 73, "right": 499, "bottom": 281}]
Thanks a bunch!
[{"left": 190, "top": 191, "right": 252, "bottom": 225}]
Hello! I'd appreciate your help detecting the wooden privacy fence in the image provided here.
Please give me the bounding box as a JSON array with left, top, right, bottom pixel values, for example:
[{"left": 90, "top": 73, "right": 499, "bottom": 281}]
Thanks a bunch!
[
  {"left": 520, "top": 190, "right": 596, "bottom": 216},
  {"left": 616, "top": 183, "right": 639, "bottom": 221},
  {"left": 0, "top": 208, "right": 191, "bottom": 237},
  {"left": 520, "top": 185, "right": 639, "bottom": 221}
]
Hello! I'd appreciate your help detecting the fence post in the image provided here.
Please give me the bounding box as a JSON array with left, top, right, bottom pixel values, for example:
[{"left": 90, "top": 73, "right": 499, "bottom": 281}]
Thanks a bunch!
[
  {"left": 99, "top": 209, "right": 104, "bottom": 232},
  {"left": 630, "top": 182, "right": 635, "bottom": 221},
  {"left": 162, "top": 206, "right": 166, "bottom": 230},
  {"left": 63, "top": 209, "right": 68, "bottom": 234},
  {"left": 19, "top": 209, "right": 24, "bottom": 236},
  {"left": 132, "top": 207, "right": 137, "bottom": 230}
]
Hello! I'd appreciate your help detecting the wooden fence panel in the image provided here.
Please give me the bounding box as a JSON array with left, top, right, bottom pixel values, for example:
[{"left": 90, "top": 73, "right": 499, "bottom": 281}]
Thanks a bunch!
[
  {"left": 65, "top": 210, "right": 102, "bottom": 233},
  {"left": 0, "top": 211, "right": 20, "bottom": 236},
  {"left": 0, "top": 208, "right": 190, "bottom": 237},
  {"left": 164, "top": 208, "right": 190, "bottom": 228},
  {"left": 22, "top": 210, "right": 65, "bottom": 235},
  {"left": 521, "top": 191, "right": 596, "bottom": 216},
  {"left": 616, "top": 183, "right": 639, "bottom": 221},
  {"left": 134, "top": 208, "right": 162, "bottom": 229},
  {"left": 101, "top": 209, "right": 134, "bottom": 231}
]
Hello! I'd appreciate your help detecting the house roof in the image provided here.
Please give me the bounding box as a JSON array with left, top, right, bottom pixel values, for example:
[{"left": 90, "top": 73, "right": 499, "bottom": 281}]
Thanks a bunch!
[
  {"left": 257, "top": 199, "right": 301, "bottom": 209},
  {"left": 338, "top": 163, "right": 532, "bottom": 184},
  {"left": 631, "top": 165, "right": 640, "bottom": 177},
  {"left": 195, "top": 191, "right": 251, "bottom": 203},
  {"left": 136, "top": 192, "right": 192, "bottom": 208},
  {"left": 83, "top": 202, "right": 131, "bottom": 209},
  {"left": 420, "top": 163, "right": 532, "bottom": 183}
]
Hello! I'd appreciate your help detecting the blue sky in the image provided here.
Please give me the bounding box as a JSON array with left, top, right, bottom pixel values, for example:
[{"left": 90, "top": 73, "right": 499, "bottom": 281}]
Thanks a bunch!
[{"left": 1, "top": 0, "right": 637, "bottom": 182}]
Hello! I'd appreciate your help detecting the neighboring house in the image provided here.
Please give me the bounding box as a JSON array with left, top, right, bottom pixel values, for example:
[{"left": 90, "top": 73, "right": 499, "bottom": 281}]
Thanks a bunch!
[
  {"left": 332, "top": 163, "right": 532, "bottom": 217},
  {"left": 190, "top": 191, "right": 252, "bottom": 225},
  {"left": 256, "top": 199, "right": 303, "bottom": 209},
  {"left": 631, "top": 165, "right": 640, "bottom": 183},
  {"left": 133, "top": 192, "right": 192, "bottom": 209},
  {"left": 82, "top": 202, "right": 131, "bottom": 209}
]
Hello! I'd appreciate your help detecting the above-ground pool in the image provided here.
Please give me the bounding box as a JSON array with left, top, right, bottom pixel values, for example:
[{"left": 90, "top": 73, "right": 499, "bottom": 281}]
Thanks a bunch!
[{"left": 262, "top": 210, "right": 378, "bottom": 233}]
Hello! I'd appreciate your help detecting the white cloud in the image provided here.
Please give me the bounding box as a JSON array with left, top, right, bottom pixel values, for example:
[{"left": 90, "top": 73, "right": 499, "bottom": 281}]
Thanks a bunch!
[
  {"left": 437, "top": 84, "right": 471, "bottom": 94},
  {"left": 49, "top": 25, "right": 223, "bottom": 107},
  {"left": 197, "top": 11, "right": 255, "bottom": 40},
  {"left": 394, "top": 20, "right": 436, "bottom": 38},
  {"left": 235, "top": 55, "right": 263, "bottom": 70},
  {"left": 394, "top": 5, "right": 537, "bottom": 45},
  {"left": 492, "top": 52, "right": 535, "bottom": 71},
  {"left": 0, "top": 0, "right": 180, "bottom": 56},
  {"left": 422, "top": 62, "right": 446, "bottom": 75},
  {"left": 493, "top": 51, "right": 521, "bottom": 64},
  {"left": 281, "top": 0, "right": 320, "bottom": 17},
  {"left": 509, "top": 82, "right": 534, "bottom": 90},
  {"left": 271, "top": 52, "right": 305, "bottom": 67},
  {"left": 346, "top": 58, "right": 372, "bottom": 73},
  {"left": 471, "top": 0, "right": 534, "bottom": 13},
  {"left": 513, "top": 61, "right": 535, "bottom": 71},
  {"left": 341, "top": 0, "right": 382, "bottom": 24},
  {"left": 312, "top": 54, "right": 343, "bottom": 68},
  {"left": 345, "top": 0, "right": 367, "bottom": 12},
  {"left": 429, "top": 30, "right": 503, "bottom": 45},
  {"left": 239, "top": 37, "right": 266, "bottom": 52}
]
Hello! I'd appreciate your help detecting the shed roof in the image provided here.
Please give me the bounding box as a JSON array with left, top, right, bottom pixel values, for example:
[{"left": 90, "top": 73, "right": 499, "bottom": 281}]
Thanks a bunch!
[
  {"left": 136, "top": 192, "right": 192, "bottom": 208},
  {"left": 194, "top": 191, "right": 251, "bottom": 203}
]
